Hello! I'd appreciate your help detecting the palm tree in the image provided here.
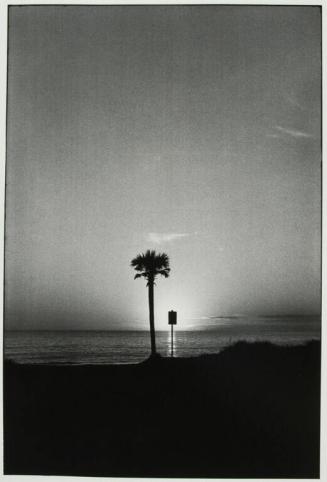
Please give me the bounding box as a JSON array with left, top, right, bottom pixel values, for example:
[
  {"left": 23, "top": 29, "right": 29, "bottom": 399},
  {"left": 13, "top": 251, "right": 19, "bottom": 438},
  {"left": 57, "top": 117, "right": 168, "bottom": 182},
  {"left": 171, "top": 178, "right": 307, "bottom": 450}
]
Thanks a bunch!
[{"left": 131, "top": 250, "right": 170, "bottom": 357}]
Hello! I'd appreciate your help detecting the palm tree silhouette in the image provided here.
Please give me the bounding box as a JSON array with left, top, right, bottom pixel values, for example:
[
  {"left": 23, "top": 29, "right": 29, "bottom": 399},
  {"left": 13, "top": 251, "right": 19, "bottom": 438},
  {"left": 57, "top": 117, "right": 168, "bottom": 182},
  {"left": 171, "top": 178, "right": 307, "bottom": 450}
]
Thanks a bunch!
[{"left": 131, "top": 250, "right": 170, "bottom": 357}]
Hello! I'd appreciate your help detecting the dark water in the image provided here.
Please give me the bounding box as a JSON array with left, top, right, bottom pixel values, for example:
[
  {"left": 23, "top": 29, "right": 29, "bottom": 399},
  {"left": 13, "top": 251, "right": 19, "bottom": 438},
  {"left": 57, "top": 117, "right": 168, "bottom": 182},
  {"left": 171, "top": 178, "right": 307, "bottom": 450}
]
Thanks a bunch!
[{"left": 4, "top": 316, "right": 320, "bottom": 365}]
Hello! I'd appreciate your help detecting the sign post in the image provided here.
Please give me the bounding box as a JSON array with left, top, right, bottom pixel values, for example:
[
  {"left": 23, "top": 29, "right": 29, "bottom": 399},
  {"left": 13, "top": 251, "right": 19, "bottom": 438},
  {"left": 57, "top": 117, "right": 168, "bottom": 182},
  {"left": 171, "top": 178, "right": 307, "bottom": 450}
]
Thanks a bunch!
[{"left": 168, "top": 310, "right": 177, "bottom": 357}]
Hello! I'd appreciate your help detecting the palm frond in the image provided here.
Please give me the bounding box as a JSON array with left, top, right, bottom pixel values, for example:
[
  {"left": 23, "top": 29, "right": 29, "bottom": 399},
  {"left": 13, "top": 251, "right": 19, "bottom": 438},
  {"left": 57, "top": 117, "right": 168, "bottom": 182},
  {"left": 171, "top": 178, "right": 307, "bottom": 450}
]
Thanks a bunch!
[
  {"left": 130, "top": 254, "right": 146, "bottom": 270},
  {"left": 131, "top": 250, "right": 170, "bottom": 282},
  {"left": 154, "top": 253, "right": 170, "bottom": 270},
  {"left": 157, "top": 268, "right": 170, "bottom": 278}
]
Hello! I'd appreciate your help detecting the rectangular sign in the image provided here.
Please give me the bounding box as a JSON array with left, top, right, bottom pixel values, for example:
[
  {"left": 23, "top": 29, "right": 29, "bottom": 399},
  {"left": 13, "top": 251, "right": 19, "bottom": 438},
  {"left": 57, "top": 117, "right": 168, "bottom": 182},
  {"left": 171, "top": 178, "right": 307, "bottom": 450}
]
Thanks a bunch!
[{"left": 168, "top": 310, "right": 177, "bottom": 325}]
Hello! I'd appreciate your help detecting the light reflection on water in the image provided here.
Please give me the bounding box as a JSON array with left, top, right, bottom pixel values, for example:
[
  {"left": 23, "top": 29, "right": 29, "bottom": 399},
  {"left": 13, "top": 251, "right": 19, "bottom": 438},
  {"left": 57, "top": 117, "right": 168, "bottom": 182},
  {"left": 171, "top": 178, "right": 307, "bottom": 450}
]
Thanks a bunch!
[
  {"left": 5, "top": 316, "right": 320, "bottom": 365},
  {"left": 167, "top": 326, "right": 177, "bottom": 358}
]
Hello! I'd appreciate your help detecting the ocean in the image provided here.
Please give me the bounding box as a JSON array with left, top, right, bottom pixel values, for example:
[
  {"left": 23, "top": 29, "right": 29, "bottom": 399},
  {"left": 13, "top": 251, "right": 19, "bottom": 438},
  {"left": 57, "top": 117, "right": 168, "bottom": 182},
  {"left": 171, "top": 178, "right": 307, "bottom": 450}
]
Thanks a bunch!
[{"left": 4, "top": 316, "right": 320, "bottom": 365}]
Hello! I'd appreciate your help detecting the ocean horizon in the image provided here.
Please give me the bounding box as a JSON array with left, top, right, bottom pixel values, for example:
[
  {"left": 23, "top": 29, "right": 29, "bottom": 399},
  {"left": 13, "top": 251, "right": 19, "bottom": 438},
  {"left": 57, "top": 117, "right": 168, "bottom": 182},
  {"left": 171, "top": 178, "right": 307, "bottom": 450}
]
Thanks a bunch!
[{"left": 5, "top": 316, "right": 321, "bottom": 365}]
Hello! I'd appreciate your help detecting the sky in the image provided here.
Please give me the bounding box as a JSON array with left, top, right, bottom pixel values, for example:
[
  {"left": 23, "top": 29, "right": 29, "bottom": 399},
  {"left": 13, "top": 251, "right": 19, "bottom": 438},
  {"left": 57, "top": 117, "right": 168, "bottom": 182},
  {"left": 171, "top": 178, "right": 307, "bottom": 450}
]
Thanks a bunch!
[{"left": 5, "top": 6, "right": 321, "bottom": 331}]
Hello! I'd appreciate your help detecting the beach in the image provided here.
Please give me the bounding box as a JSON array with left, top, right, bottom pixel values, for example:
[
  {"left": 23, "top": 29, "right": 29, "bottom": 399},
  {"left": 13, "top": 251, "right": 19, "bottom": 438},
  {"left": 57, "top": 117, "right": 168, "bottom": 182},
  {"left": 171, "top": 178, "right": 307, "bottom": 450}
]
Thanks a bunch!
[
  {"left": 4, "top": 340, "right": 320, "bottom": 478},
  {"left": 4, "top": 5, "right": 321, "bottom": 479}
]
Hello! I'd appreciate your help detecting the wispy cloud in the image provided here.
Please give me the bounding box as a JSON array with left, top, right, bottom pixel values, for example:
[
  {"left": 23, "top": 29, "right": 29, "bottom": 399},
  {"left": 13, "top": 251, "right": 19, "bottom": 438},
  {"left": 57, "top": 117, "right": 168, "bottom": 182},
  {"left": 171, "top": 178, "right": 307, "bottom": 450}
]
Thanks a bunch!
[
  {"left": 285, "top": 95, "right": 305, "bottom": 111},
  {"left": 146, "top": 232, "right": 190, "bottom": 244},
  {"left": 274, "top": 125, "right": 313, "bottom": 138}
]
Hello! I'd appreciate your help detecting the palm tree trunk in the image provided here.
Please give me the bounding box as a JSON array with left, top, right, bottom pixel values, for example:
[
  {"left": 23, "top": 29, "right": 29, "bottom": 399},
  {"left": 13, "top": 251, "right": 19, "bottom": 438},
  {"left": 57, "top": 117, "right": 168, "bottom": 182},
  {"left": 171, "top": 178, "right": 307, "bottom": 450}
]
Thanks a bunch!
[{"left": 148, "top": 281, "right": 156, "bottom": 356}]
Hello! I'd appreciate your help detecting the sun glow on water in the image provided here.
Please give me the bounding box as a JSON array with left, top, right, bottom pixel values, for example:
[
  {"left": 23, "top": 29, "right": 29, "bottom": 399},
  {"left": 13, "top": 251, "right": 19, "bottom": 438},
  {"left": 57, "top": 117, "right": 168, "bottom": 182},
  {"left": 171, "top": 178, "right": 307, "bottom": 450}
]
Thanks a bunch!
[{"left": 169, "top": 328, "right": 176, "bottom": 357}]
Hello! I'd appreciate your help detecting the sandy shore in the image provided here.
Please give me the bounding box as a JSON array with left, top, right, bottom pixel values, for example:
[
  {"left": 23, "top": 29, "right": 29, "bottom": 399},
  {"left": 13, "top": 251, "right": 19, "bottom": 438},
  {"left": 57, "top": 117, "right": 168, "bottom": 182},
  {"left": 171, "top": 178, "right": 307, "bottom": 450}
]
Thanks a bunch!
[{"left": 4, "top": 340, "right": 320, "bottom": 477}]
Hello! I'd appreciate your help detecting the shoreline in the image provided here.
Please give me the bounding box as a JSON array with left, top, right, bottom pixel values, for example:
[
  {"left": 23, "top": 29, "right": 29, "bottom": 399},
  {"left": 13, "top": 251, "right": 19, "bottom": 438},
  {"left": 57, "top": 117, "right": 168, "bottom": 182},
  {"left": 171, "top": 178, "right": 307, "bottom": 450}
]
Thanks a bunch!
[{"left": 4, "top": 335, "right": 321, "bottom": 366}]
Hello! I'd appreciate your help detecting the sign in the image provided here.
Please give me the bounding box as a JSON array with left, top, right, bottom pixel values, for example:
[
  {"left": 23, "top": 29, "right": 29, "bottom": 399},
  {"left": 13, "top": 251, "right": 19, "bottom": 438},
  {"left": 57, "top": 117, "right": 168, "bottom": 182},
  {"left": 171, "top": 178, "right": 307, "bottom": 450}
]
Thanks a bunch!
[{"left": 168, "top": 310, "right": 177, "bottom": 325}]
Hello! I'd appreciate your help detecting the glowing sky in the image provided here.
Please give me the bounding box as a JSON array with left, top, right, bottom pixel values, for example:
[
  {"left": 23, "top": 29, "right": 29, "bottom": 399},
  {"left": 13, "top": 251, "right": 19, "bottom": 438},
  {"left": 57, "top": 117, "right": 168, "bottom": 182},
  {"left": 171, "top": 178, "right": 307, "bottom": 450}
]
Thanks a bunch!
[{"left": 5, "top": 6, "right": 321, "bottom": 331}]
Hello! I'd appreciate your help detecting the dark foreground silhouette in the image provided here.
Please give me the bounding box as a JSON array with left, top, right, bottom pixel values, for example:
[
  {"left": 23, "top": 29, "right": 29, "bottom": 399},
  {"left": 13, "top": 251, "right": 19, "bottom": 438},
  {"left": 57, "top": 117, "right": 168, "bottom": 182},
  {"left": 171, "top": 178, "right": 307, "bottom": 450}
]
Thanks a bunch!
[{"left": 4, "top": 341, "right": 320, "bottom": 478}]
